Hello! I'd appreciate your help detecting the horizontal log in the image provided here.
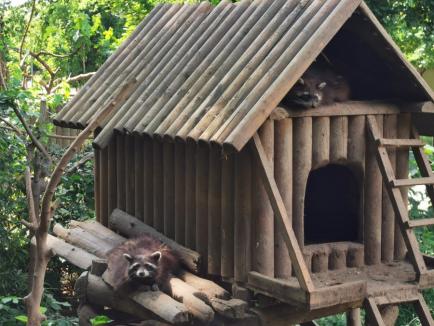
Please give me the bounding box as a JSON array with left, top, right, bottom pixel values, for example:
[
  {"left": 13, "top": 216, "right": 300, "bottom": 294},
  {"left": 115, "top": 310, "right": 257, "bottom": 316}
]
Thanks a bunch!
[
  {"left": 109, "top": 209, "right": 201, "bottom": 273},
  {"left": 179, "top": 271, "right": 230, "bottom": 300},
  {"left": 210, "top": 298, "right": 247, "bottom": 319},
  {"left": 69, "top": 220, "right": 125, "bottom": 247},
  {"left": 34, "top": 234, "right": 98, "bottom": 270}
]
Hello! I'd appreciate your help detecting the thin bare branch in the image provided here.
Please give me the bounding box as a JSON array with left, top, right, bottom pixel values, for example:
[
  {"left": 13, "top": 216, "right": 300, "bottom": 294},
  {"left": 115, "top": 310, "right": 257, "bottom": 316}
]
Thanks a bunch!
[
  {"left": 25, "top": 167, "right": 38, "bottom": 226},
  {"left": 19, "top": 0, "right": 36, "bottom": 62},
  {"left": 51, "top": 72, "right": 96, "bottom": 93},
  {"left": 66, "top": 152, "right": 94, "bottom": 173},
  {"left": 0, "top": 117, "right": 23, "bottom": 136},
  {"left": 21, "top": 220, "right": 38, "bottom": 232},
  {"left": 36, "top": 46, "right": 82, "bottom": 59}
]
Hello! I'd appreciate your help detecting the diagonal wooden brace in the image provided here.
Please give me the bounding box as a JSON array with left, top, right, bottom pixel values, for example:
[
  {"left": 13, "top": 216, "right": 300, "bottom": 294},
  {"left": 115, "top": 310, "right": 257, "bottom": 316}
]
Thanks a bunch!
[{"left": 251, "top": 133, "right": 314, "bottom": 292}]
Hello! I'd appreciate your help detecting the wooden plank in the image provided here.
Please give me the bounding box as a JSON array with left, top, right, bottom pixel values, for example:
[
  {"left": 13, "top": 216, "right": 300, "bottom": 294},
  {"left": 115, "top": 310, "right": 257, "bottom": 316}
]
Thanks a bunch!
[
  {"left": 94, "top": 147, "right": 101, "bottom": 223},
  {"left": 346, "top": 308, "right": 362, "bottom": 326},
  {"left": 382, "top": 115, "right": 397, "bottom": 263},
  {"left": 414, "top": 293, "right": 434, "bottom": 326},
  {"left": 153, "top": 140, "right": 164, "bottom": 232},
  {"left": 134, "top": 136, "right": 144, "bottom": 221},
  {"left": 196, "top": 143, "right": 209, "bottom": 272},
  {"left": 309, "top": 281, "right": 366, "bottom": 310},
  {"left": 364, "top": 115, "right": 383, "bottom": 265},
  {"left": 392, "top": 177, "right": 434, "bottom": 188},
  {"left": 221, "top": 152, "right": 235, "bottom": 279},
  {"left": 234, "top": 146, "right": 252, "bottom": 283},
  {"left": 253, "top": 120, "right": 274, "bottom": 277},
  {"left": 185, "top": 142, "right": 196, "bottom": 250},
  {"left": 116, "top": 134, "right": 126, "bottom": 211},
  {"left": 208, "top": 145, "right": 222, "bottom": 275},
  {"left": 107, "top": 137, "right": 117, "bottom": 218},
  {"left": 100, "top": 146, "right": 109, "bottom": 226},
  {"left": 274, "top": 119, "right": 292, "bottom": 279},
  {"left": 293, "top": 117, "right": 312, "bottom": 244},
  {"left": 406, "top": 218, "right": 434, "bottom": 228},
  {"left": 252, "top": 134, "right": 314, "bottom": 292},
  {"left": 174, "top": 141, "right": 186, "bottom": 245},
  {"left": 125, "top": 135, "right": 135, "bottom": 215},
  {"left": 330, "top": 116, "right": 348, "bottom": 162},
  {"left": 143, "top": 138, "right": 153, "bottom": 226},
  {"left": 379, "top": 138, "right": 424, "bottom": 148},
  {"left": 364, "top": 298, "right": 386, "bottom": 326},
  {"left": 163, "top": 141, "right": 175, "bottom": 238},
  {"left": 312, "top": 117, "right": 329, "bottom": 169}
]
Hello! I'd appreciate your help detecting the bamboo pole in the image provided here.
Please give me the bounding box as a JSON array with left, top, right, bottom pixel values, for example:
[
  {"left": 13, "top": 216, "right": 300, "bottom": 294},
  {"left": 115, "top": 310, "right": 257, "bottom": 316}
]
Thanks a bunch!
[
  {"left": 116, "top": 134, "right": 126, "bottom": 211},
  {"left": 100, "top": 145, "right": 109, "bottom": 226},
  {"left": 221, "top": 152, "right": 235, "bottom": 279},
  {"left": 174, "top": 141, "right": 186, "bottom": 245},
  {"left": 330, "top": 116, "right": 348, "bottom": 162},
  {"left": 234, "top": 147, "right": 252, "bottom": 283},
  {"left": 143, "top": 138, "right": 153, "bottom": 226},
  {"left": 94, "top": 147, "right": 101, "bottom": 223},
  {"left": 312, "top": 117, "right": 330, "bottom": 169},
  {"left": 185, "top": 142, "right": 196, "bottom": 250},
  {"left": 134, "top": 136, "right": 144, "bottom": 221},
  {"left": 293, "top": 117, "right": 312, "bottom": 246},
  {"left": 395, "top": 113, "right": 411, "bottom": 260},
  {"left": 164, "top": 141, "right": 175, "bottom": 239},
  {"left": 208, "top": 145, "right": 222, "bottom": 275},
  {"left": 347, "top": 115, "right": 366, "bottom": 242},
  {"left": 107, "top": 137, "right": 117, "bottom": 217},
  {"left": 382, "top": 115, "right": 397, "bottom": 263},
  {"left": 153, "top": 140, "right": 164, "bottom": 232},
  {"left": 253, "top": 120, "right": 274, "bottom": 277},
  {"left": 364, "top": 115, "right": 383, "bottom": 265},
  {"left": 196, "top": 143, "right": 209, "bottom": 272},
  {"left": 274, "top": 118, "right": 292, "bottom": 279},
  {"left": 125, "top": 136, "right": 135, "bottom": 215}
]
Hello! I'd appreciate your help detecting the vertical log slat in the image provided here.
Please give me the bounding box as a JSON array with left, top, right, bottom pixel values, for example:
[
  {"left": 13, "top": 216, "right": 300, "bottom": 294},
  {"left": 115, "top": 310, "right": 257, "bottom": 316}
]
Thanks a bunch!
[
  {"left": 185, "top": 142, "right": 196, "bottom": 250},
  {"left": 164, "top": 142, "right": 175, "bottom": 239},
  {"left": 94, "top": 147, "right": 101, "bottom": 223},
  {"left": 293, "top": 117, "right": 312, "bottom": 246},
  {"left": 107, "top": 138, "right": 117, "bottom": 218},
  {"left": 330, "top": 116, "right": 348, "bottom": 162},
  {"left": 153, "top": 140, "right": 164, "bottom": 232},
  {"left": 208, "top": 145, "right": 222, "bottom": 275},
  {"left": 382, "top": 115, "right": 397, "bottom": 263},
  {"left": 174, "top": 142, "right": 186, "bottom": 245},
  {"left": 116, "top": 134, "right": 126, "bottom": 211},
  {"left": 196, "top": 143, "right": 209, "bottom": 272},
  {"left": 125, "top": 136, "right": 135, "bottom": 215},
  {"left": 143, "top": 138, "right": 153, "bottom": 226},
  {"left": 100, "top": 146, "right": 109, "bottom": 226},
  {"left": 134, "top": 136, "right": 144, "bottom": 221},
  {"left": 253, "top": 120, "right": 274, "bottom": 277},
  {"left": 365, "top": 115, "right": 383, "bottom": 265},
  {"left": 312, "top": 117, "right": 330, "bottom": 169},
  {"left": 274, "top": 119, "right": 292, "bottom": 279},
  {"left": 221, "top": 153, "right": 235, "bottom": 279},
  {"left": 234, "top": 147, "right": 252, "bottom": 283}
]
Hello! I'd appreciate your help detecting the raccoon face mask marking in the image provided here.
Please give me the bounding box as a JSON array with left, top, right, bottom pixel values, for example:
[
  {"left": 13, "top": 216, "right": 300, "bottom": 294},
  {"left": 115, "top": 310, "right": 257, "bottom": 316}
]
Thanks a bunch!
[{"left": 124, "top": 251, "right": 162, "bottom": 282}]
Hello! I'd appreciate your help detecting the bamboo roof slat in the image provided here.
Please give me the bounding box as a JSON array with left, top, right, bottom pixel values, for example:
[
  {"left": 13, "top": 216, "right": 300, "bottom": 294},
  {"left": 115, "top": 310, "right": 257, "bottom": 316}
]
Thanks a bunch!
[{"left": 54, "top": 0, "right": 434, "bottom": 151}]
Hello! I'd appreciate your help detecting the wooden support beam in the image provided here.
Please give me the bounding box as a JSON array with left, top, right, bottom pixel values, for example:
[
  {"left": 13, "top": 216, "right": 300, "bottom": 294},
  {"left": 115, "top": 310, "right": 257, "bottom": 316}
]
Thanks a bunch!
[
  {"left": 347, "top": 308, "right": 362, "bottom": 326},
  {"left": 364, "top": 298, "right": 386, "bottom": 326},
  {"left": 414, "top": 293, "right": 434, "bottom": 326},
  {"left": 251, "top": 133, "right": 314, "bottom": 292},
  {"left": 406, "top": 218, "right": 434, "bottom": 229}
]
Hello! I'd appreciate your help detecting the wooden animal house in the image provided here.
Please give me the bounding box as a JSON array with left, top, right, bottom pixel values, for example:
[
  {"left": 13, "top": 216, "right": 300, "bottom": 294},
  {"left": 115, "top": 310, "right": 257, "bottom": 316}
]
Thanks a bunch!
[{"left": 54, "top": 0, "right": 434, "bottom": 324}]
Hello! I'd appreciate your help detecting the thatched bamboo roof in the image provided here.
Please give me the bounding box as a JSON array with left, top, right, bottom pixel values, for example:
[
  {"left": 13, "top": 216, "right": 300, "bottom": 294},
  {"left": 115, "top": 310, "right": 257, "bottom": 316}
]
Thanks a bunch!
[{"left": 54, "top": 0, "right": 433, "bottom": 151}]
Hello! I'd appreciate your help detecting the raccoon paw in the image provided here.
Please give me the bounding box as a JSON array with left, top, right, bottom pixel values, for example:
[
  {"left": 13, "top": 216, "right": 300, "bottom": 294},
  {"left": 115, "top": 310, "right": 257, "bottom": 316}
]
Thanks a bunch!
[{"left": 151, "top": 284, "right": 159, "bottom": 292}]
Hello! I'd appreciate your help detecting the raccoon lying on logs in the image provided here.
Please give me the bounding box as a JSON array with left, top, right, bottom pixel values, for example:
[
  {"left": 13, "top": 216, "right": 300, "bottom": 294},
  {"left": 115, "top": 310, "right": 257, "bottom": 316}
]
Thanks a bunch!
[
  {"left": 106, "top": 234, "right": 180, "bottom": 295},
  {"left": 282, "top": 62, "right": 351, "bottom": 108}
]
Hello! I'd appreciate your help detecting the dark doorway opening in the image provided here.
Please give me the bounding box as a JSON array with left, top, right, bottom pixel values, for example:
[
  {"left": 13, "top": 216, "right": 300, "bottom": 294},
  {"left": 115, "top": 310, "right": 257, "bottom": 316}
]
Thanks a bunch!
[{"left": 304, "top": 164, "right": 360, "bottom": 244}]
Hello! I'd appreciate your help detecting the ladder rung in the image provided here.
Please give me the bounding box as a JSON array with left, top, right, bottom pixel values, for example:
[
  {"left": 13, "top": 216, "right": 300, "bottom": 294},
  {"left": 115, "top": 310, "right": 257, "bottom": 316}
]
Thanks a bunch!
[
  {"left": 378, "top": 138, "right": 425, "bottom": 148},
  {"left": 392, "top": 177, "right": 434, "bottom": 187},
  {"left": 405, "top": 218, "right": 434, "bottom": 228}
]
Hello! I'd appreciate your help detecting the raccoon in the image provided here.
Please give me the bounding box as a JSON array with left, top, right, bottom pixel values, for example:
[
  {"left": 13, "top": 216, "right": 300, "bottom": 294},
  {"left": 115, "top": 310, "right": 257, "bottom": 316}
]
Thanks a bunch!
[
  {"left": 282, "top": 62, "right": 351, "bottom": 108},
  {"left": 106, "top": 234, "right": 180, "bottom": 295}
]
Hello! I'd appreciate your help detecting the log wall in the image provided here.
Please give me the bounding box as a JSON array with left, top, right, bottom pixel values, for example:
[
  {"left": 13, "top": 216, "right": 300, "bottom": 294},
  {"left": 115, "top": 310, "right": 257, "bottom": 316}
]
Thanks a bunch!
[{"left": 94, "top": 113, "right": 411, "bottom": 282}]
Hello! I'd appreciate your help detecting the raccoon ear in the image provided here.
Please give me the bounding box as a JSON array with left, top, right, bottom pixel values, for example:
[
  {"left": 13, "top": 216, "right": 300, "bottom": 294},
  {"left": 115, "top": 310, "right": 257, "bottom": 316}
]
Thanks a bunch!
[
  {"left": 151, "top": 251, "right": 162, "bottom": 262},
  {"left": 318, "top": 82, "right": 327, "bottom": 89},
  {"left": 123, "top": 253, "right": 134, "bottom": 264}
]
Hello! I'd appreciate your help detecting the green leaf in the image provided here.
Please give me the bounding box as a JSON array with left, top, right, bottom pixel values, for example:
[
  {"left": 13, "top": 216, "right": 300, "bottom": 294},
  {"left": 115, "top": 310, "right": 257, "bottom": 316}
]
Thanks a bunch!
[
  {"left": 90, "top": 315, "right": 113, "bottom": 326},
  {"left": 15, "top": 315, "right": 28, "bottom": 323}
]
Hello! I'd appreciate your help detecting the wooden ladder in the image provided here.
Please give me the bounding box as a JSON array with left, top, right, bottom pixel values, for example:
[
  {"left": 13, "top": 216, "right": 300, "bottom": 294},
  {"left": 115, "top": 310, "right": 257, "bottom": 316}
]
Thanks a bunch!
[
  {"left": 364, "top": 293, "right": 434, "bottom": 326},
  {"left": 367, "top": 115, "right": 434, "bottom": 284}
]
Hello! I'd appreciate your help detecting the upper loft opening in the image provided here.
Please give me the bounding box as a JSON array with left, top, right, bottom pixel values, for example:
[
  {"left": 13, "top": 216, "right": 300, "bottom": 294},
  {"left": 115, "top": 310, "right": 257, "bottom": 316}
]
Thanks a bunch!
[{"left": 304, "top": 164, "right": 361, "bottom": 245}]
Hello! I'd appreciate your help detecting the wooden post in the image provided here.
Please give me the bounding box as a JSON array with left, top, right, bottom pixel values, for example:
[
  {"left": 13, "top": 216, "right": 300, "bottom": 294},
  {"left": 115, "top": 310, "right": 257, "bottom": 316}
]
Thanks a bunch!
[
  {"left": 116, "top": 134, "right": 126, "bottom": 211},
  {"left": 274, "top": 119, "right": 292, "bottom": 279},
  {"left": 312, "top": 117, "right": 330, "bottom": 169},
  {"left": 174, "top": 141, "right": 186, "bottom": 245},
  {"left": 107, "top": 138, "right": 117, "bottom": 218},
  {"left": 196, "top": 143, "right": 209, "bottom": 272},
  {"left": 330, "top": 116, "right": 348, "bottom": 162},
  {"left": 347, "top": 115, "right": 366, "bottom": 242},
  {"left": 293, "top": 117, "right": 312, "bottom": 245},
  {"left": 94, "top": 147, "right": 101, "bottom": 223},
  {"left": 329, "top": 244, "right": 347, "bottom": 270},
  {"left": 253, "top": 119, "right": 274, "bottom": 277},
  {"left": 100, "top": 146, "right": 109, "bottom": 226},
  {"left": 164, "top": 141, "right": 175, "bottom": 239},
  {"left": 153, "top": 140, "right": 164, "bottom": 232},
  {"left": 382, "top": 115, "right": 397, "bottom": 263},
  {"left": 221, "top": 153, "right": 235, "bottom": 279},
  {"left": 234, "top": 147, "right": 252, "bottom": 283},
  {"left": 125, "top": 135, "right": 135, "bottom": 215},
  {"left": 311, "top": 248, "right": 330, "bottom": 273},
  {"left": 208, "top": 145, "right": 222, "bottom": 275},
  {"left": 185, "top": 142, "right": 196, "bottom": 250},
  {"left": 134, "top": 136, "right": 144, "bottom": 221},
  {"left": 347, "top": 308, "right": 362, "bottom": 326},
  {"left": 365, "top": 115, "right": 383, "bottom": 265},
  {"left": 395, "top": 113, "right": 410, "bottom": 260},
  {"left": 143, "top": 138, "right": 153, "bottom": 226}
]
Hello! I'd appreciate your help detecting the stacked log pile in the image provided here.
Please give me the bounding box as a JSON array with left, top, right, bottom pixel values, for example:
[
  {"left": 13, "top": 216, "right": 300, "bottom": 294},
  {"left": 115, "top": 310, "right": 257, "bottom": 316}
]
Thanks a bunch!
[{"left": 43, "top": 210, "right": 248, "bottom": 325}]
